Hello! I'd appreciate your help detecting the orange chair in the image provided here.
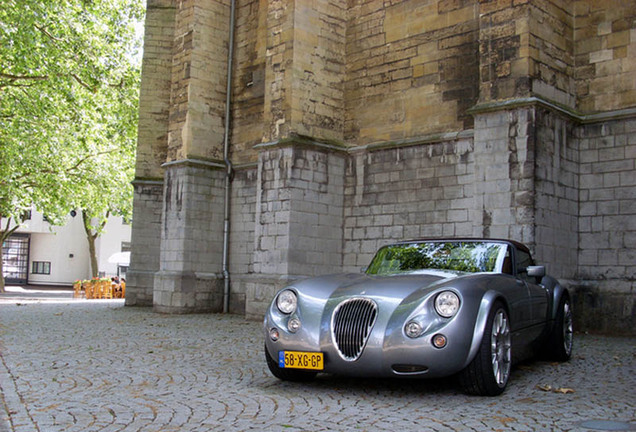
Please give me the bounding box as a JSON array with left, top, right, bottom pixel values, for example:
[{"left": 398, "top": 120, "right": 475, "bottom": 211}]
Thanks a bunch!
[
  {"left": 73, "top": 281, "right": 82, "bottom": 298},
  {"left": 101, "top": 280, "right": 112, "bottom": 299},
  {"left": 83, "top": 281, "right": 91, "bottom": 299}
]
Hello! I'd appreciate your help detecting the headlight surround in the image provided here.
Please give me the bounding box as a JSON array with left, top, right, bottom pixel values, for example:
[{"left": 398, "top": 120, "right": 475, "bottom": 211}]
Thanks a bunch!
[
  {"left": 276, "top": 289, "right": 297, "bottom": 314},
  {"left": 434, "top": 291, "right": 460, "bottom": 318}
]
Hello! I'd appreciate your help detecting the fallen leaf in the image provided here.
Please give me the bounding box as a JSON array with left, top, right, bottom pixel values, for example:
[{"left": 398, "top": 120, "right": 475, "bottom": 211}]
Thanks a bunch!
[
  {"left": 537, "top": 384, "right": 575, "bottom": 394},
  {"left": 494, "top": 416, "right": 516, "bottom": 427},
  {"left": 554, "top": 387, "right": 575, "bottom": 394}
]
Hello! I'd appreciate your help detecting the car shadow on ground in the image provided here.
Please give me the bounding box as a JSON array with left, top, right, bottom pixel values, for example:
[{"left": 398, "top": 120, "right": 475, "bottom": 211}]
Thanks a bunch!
[{"left": 256, "top": 356, "right": 565, "bottom": 398}]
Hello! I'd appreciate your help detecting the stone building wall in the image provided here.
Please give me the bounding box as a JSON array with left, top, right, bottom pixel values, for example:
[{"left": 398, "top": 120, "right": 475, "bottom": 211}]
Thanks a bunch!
[
  {"left": 343, "top": 135, "right": 474, "bottom": 271},
  {"left": 126, "top": 1, "right": 175, "bottom": 307},
  {"left": 128, "top": 0, "right": 636, "bottom": 333},
  {"left": 574, "top": 0, "right": 636, "bottom": 112},
  {"left": 533, "top": 108, "right": 579, "bottom": 280},
  {"left": 573, "top": 119, "right": 636, "bottom": 334},
  {"left": 345, "top": 1, "right": 479, "bottom": 143}
]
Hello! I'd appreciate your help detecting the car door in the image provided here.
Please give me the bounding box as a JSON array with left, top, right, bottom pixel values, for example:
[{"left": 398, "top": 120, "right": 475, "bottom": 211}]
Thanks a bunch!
[
  {"left": 515, "top": 247, "right": 549, "bottom": 328},
  {"left": 503, "top": 246, "right": 533, "bottom": 332}
]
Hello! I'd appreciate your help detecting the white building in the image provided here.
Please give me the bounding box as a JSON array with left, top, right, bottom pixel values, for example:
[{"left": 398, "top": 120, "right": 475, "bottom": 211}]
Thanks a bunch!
[{"left": 1, "top": 209, "right": 131, "bottom": 286}]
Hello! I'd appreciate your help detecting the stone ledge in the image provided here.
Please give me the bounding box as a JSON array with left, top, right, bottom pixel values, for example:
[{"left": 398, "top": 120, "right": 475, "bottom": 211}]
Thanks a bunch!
[
  {"left": 468, "top": 96, "right": 636, "bottom": 124},
  {"left": 254, "top": 133, "right": 348, "bottom": 154}
]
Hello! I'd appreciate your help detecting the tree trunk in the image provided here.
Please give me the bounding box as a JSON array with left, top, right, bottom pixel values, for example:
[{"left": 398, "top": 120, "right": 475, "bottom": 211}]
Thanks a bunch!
[
  {"left": 82, "top": 211, "right": 100, "bottom": 278},
  {"left": 0, "top": 254, "right": 5, "bottom": 293},
  {"left": 87, "top": 233, "right": 99, "bottom": 278}
]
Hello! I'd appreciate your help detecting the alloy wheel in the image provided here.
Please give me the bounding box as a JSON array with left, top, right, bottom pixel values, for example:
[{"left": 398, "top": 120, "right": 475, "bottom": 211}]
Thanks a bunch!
[{"left": 490, "top": 309, "right": 511, "bottom": 387}]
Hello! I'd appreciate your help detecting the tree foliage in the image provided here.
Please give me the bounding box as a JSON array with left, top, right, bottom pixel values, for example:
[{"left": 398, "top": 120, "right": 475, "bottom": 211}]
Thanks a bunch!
[{"left": 0, "top": 0, "right": 144, "bottom": 287}]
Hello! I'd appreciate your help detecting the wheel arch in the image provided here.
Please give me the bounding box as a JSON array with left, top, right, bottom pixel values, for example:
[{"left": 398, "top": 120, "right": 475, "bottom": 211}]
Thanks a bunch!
[
  {"left": 462, "top": 290, "right": 509, "bottom": 369},
  {"left": 541, "top": 275, "right": 570, "bottom": 322}
]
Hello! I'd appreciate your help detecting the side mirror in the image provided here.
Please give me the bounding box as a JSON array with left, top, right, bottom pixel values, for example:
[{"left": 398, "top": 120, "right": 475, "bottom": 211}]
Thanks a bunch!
[{"left": 526, "top": 266, "right": 546, "bottom": 278}]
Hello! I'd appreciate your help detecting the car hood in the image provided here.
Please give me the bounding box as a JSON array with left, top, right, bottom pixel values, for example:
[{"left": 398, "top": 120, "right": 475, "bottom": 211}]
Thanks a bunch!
[{"left": 292, "top": 271, "right": 460, "bottom": 306}]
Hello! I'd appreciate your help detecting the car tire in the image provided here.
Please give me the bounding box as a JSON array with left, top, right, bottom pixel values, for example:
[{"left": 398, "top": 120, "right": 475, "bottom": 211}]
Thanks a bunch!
[
  {"left": 459, "top": 301, "right": 511, "bottom": 396},
  {"left": 264, "top": 344, "right": 318, "bottom": 382},
  {"left": 545, "top": 295, "right": 573, "bottom": 362}
]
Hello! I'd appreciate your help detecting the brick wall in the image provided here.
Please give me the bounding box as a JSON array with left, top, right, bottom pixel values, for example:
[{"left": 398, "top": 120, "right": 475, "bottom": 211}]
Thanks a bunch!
[
  {"left": 343, "top": 136, "right": 474, "bottom": 271},
  {"left": 345, "top": 0, "right": 479, "bottom": 144},
  {"left": 253, "top": 144, "right": 345, "bottom": 276},
  {"left": 224, "top": 166, "right": 257, "bottom": 314},
  {"left": 534, "top": 109, "right": 579, "bottom": 280},
  {"left": 231, "top": 0, "right": 266, "bottom": 165},
  {"left": 291, "top": 0, "right": 346, "bottom": 141},
  {"left": 153, "top": 162, "right": 225, "bottom": 313},
  {"left": 135, "top": 0, "right": 174, "bottom": 179},
  {"left": 574, "top": 1, "right": 636, "bottom": 112},
  {"left": 573, "top": 118, "right": 636, "bottom": 333},
  {"left": 126, "top": 181, "right": 164, "bottom": 306},
  {"left": 167, "top": 0, "right": 229, "bottom": 162},
  {"left": 472, "top": 109, "right": 537, "bottom": 243},
  {"left": 529, "top": 0, "right": 576, "bottom": 107}
]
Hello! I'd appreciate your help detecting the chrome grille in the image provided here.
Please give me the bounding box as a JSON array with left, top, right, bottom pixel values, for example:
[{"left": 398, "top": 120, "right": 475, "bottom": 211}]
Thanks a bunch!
[{"left": 332, "top": 298, "right": 378, "bottom": 361}]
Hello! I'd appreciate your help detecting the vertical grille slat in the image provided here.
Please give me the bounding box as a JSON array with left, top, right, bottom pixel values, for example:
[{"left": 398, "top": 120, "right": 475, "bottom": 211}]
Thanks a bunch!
[{"left": 332, "top": 298, "right": 378, "bottom": 361}]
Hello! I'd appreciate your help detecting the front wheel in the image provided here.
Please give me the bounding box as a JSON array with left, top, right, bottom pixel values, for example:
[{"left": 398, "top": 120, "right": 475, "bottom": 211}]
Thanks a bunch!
[
  {"left": 264, "top": 344, "right": 317, "bottom": 382},
  {"left": 459, "top": 302, "right": 511, "bottom": 396}
]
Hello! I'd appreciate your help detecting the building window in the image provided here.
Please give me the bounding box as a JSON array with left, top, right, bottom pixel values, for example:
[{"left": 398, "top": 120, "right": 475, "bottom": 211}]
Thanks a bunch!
[
  {"left": 32, "top": 261, "right": 51, "bottom": 275},
  {"left": 121, "top": 242, "right": 131, "bottom": 252}
]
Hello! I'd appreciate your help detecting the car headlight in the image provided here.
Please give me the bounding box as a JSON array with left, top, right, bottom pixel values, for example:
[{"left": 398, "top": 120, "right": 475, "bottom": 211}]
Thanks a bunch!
[
  {"left": 276, "top": 289, "right": 297, "bottom": 314},
  {"left": 435, "top": 291, "right": 460, "bottom": 318}
]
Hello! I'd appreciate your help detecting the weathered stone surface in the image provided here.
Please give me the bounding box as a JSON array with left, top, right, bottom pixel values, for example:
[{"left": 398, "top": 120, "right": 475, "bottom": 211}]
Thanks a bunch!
[{"left": 128, "top": 0, "right": 636, "bottom": 334}]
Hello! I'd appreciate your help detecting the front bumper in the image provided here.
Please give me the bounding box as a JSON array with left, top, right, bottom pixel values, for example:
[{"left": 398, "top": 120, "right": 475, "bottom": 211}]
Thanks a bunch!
[{"left": 264, "top": 308, "right": 476, "bottom": 379}]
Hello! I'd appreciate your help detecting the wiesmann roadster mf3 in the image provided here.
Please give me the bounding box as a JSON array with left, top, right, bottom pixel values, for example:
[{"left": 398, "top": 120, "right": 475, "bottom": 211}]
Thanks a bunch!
[{"left": 264, "top": 238, "right": 573, "bottom": 396}]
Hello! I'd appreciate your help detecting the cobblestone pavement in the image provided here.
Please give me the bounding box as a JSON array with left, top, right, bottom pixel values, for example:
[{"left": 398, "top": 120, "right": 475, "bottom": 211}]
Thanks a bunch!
[{"left": 0, "top": 292, "right": 634, "bottom": 432}]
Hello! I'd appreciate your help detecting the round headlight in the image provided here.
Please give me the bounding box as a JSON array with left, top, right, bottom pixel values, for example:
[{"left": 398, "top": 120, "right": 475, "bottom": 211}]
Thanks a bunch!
[
  {"left": 405, "top": 320, "right": 424, "bottom": 338},
  {"left": 435, "top": 291, "right": 460, "bottom": 318},
  {"left": 276, "top": 289, "right": 297, "bottom": 314}
]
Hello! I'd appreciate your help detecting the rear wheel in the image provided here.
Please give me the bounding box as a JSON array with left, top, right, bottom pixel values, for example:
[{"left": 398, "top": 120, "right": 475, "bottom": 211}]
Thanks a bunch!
[
  {"left": 264, "top": 344, "right": 317, "bottom": 382},
  {"left": 545, "top": 295, "right": 573, "bottom": 361},
  {"left": 459, "top": 302, "right": 511, "bottom": 396}
]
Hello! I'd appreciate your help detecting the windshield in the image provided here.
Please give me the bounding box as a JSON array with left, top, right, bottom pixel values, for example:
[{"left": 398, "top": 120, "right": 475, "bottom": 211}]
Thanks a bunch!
[{"left": 366, "top": 241, "right": 507, "bottom": 276}]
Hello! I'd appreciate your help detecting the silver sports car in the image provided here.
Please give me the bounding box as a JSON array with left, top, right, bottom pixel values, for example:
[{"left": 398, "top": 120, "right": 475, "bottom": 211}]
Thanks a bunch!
[{"left": 264, "top": 238, "right": 573, "bottom": 396}]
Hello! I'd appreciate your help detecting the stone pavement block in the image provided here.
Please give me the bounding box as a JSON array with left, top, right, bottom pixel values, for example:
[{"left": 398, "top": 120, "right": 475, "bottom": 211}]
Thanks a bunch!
[{"left": 0, "top": 298, "right": 634, "bottom": 432}]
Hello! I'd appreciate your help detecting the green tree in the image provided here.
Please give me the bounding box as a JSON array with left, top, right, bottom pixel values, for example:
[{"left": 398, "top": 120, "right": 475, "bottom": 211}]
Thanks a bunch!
[{"left": 0, "top": 0, "right": 143, "bottom": 291}]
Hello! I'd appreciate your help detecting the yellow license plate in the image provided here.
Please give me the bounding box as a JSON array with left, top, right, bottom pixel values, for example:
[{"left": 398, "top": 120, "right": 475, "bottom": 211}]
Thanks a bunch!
[{"left": 279, "top": 351, "right": 324, "bottom": 370}]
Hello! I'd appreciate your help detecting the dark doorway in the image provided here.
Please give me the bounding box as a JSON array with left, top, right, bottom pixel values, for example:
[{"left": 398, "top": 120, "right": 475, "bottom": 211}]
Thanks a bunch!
[{"left": 2, "top": 233, "right": 30, "bottom": 284}]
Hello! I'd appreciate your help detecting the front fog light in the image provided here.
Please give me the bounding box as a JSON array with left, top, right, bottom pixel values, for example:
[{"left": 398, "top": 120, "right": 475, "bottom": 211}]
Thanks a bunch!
[
  {"left": 288, "top": 317, "right": 301, "bottom": 333},
  {"left": 269, "top": 328, "right": 280, "bottom": 341},
  {"left": 405, "top": 321, "right": 424, "bottom": 338}
]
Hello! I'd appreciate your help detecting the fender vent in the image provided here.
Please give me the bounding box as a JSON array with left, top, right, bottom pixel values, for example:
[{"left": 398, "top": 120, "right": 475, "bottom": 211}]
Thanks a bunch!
[{"left": 332, "top": 298, "right": 378, "bottom": 361}]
